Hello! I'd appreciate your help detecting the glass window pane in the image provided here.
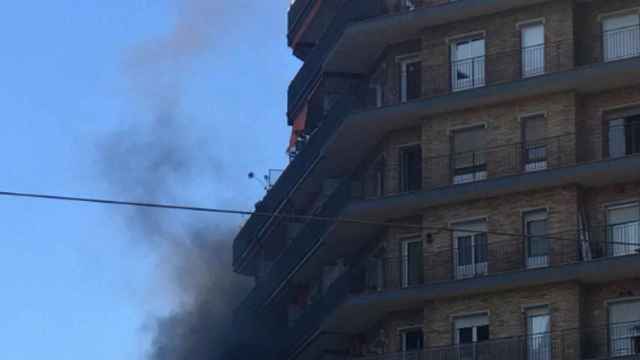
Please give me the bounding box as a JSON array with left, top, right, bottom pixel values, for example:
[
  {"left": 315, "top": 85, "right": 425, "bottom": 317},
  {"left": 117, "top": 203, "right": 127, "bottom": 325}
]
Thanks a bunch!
[
  {"left": 476, "top": 325, "right": 490, "bottom": 342},
  {"left": 459, "top": 327, "right": 473, "bottom": 344}
]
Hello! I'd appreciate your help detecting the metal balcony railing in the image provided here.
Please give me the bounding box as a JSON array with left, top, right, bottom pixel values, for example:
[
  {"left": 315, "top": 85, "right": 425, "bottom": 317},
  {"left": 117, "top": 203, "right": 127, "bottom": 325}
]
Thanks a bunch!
[
  {"left": 451, "top": 55, "right": 486, "bottom": 92},
  {"left": 352, "top": 232, "right": 639, "bottom": 295},
  {"left": 356, "top": 132, "right": 576, "bottom": 198},
  {"left": 288, "top": 0, "right": 386, "bottom": 116},
  {"left": 278, "top": 223, "right": 640, "bottom": 357},
  {"left": 237, "top": 172, "right": 354, "bottom": 311},
  {"left": 350, "top": 321, "right": 640, "bottom": 360},
  {"left": 603, "top": 24, "right": 640, "bottom": 62}
]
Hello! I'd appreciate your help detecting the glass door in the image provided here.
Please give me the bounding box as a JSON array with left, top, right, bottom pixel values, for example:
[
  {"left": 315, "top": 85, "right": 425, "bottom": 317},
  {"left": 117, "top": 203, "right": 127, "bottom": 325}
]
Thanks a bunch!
[
  {"left": 527, "top": 307, "right": 551, "bottom": 360},
  {"left": 451, "top": 37, "right": 485, "bottom": 91},
  {"left": 603, "top": 13, "right": 640, "bottom": 62},
  {"left": 453, "top": 220, "right": 488, "bottom": 279},
  {"left": 607, "top": 203, "right": 640, "bottom": 256},
  {"left": 521, "top": 22, "right": 545, "bottom": 77},
  {"left": 524, "top": 210, "right": 550, "bottom": 268},
  {"left": 455, "top": 315, "right": 490, "bottom": 360},
  {"left": 402, "top": 239, "right": 424, "bottom": 287}
]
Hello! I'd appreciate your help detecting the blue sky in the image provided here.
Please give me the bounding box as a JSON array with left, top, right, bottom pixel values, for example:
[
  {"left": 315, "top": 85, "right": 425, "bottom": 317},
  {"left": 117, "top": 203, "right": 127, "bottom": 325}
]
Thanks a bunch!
[{"left": 0, "top": 1, "right": 297, "bottom": 359}]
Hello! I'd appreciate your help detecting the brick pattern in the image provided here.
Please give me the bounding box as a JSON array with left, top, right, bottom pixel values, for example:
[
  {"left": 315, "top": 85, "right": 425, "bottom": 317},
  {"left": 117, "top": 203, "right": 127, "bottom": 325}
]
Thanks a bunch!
[
  {"left": 575, "top": 0, "right": 640, "bottom": 65},
  {"left": 576, "top": 85, "right": 640, "bottom": 163},
  {"left": 369, "top": 187, "right": 579, "bottom": 288},
  {"left": 371, "top": 1, "right": 575, "bottom": 107},
  {"left": 423, "top": 283, "right": 581, "bottom": 347},
  {"left": 421, "top": 92, "right": 578, "bottom": 189}
]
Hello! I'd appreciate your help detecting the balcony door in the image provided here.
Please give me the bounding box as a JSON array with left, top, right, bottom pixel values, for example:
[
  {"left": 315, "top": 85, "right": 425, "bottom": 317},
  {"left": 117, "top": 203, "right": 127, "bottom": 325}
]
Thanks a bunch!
[
  {"left": 521, "top": 22, "right": 545, "bottom": 78},
  {"left": 609, "top": 300, "right": 640, "bottom": 357},
  {"left": 606, "top": 203, "right": 640, "bottom": 256},
  {"left": 608, "top": 114, "right": 640, "bottom": 158},
  {"left": 524, "top": 210, "right": 550, "bottom": 269},
  {"left": 455, "top": 314, "right": 490, "bottom": 360},
  {"left": 453, "top": 220, "right": 488, "bottom": 279},
  {"left": 522, "top": 115, "right": 548, "bottom": 172},
  {"left": 402, "top": 238, "right": 424, "bottom": 288},
  {"left": 451, "top": 36, "right": 485, "bottom": 91},
  {"left": 527, "top": 307, "right": 551, "bottom": 360},
  {"left": 452, "top": 126, "right": 487, "bottom": 184},
  {"left": 399, "top": 144, "right": 423, "bottom": 193},
  {"left": 401, "top": 328, "right": 424, "bottom": 360},
  {"left": 603, "top": 13, "right": 640, "bottom": 62}
]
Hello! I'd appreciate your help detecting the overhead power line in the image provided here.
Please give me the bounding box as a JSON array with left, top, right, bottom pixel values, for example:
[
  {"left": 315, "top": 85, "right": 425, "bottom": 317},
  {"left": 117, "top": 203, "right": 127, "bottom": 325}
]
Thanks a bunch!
[{"left": 0, "top": 190, "right": 582, "bottom": 242}]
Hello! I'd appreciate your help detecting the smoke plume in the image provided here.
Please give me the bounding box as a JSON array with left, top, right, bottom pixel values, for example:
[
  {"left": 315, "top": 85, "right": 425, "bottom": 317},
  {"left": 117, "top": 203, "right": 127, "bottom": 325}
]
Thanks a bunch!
[{"left": 101, "top": 0, "right": 260, "bottom": 359}]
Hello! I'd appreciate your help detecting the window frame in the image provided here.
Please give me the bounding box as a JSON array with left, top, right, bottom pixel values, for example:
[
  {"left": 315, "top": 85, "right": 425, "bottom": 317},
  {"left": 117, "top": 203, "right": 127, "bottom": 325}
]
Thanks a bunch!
[
  {"left": 519, "top": 21, "right": 546, "bottom": 78},
  {"left": 523, "top": 209, "right": 550, "bottom": 269},
  {"left": 600, "top": 10, "right": 640, "bottom": 62},
  {"left": 400, "top": 57, "right": 422, "bottom": 103},
  {"left": 398, "top": 143, "right": 423, "bottom": 193},
  {"left": 450, "top": 35, "right": 486, "bottom": 92},
  {"left": 401, "top": 237, "right": 424, "bottom": 288}
]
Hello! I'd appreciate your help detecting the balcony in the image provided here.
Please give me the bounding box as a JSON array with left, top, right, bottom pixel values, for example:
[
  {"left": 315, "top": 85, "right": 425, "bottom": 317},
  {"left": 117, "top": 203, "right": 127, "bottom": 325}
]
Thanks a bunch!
[
  {"left": 288, "top": 0, "right": 386, "bottom": 120},
  {"left": 349, "top": 321, "right": 640, "bottom": 360},
  {"left": 288, "top": 0, "right": 557, "bottom": 121},
  {"left": 237, "top": 121, "right": 640, "bottom": 321},
  {"left": 279, "top": 225, "right": 640, "bottom": 359}
]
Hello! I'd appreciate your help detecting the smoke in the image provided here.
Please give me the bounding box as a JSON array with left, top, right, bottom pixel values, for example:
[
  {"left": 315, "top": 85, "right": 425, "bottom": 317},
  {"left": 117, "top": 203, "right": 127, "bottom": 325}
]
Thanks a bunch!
[{"left": 100, "top": 0, "right": 261, "bottom": 359}]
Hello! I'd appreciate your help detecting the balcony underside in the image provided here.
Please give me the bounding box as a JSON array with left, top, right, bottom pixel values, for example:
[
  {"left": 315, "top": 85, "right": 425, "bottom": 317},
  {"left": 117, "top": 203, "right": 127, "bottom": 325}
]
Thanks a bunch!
[
  {"left": 323, "top": 56, "right": 640, "bottom": 180},
  {"left": 293, "top": 254, "right": 640, "bottom": 360},
  {"left": 325, "top": 0, "right": 552, "bottom": 74},
  {"left": 237, "top": 55, "right": 640, "bottom": 274},
  {"left": 292, "top": 154, "right": 640, "bottom": 290},
  {"left": 345, "top": 155, "right": 640, "bottom": 221}
]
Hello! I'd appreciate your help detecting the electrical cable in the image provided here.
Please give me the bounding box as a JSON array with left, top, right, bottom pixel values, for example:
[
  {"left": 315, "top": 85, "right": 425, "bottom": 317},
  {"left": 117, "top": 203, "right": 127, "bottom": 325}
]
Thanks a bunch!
[{"left": 0, "top": 190, "right": 582, "bottom": 242}]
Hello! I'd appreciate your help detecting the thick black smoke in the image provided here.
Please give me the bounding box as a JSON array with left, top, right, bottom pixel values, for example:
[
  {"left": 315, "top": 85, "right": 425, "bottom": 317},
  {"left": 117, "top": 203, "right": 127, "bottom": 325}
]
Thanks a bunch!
[{"left": 100, "top": 0, "right": 260, "bottom": 359}]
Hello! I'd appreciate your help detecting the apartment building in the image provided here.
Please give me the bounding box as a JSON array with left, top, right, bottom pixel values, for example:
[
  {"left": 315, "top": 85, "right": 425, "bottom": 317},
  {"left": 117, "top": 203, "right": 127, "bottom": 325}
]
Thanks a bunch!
[{"left": 232, "top": 1, "right": 640, "bottom": 359}]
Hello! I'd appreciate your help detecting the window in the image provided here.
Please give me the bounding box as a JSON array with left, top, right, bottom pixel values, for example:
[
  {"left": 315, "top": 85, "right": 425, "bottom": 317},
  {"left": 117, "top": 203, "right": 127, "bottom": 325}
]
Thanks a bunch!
[
  {"left": 401, "top": 59, "right": 422, "bottom": 103},
  {"left": 455, "top": 314, "right": 490, "bottom": 360},
  {"left": 524, "top": 210, "right": 550, "bottom": 268},
  {"left": 527, "top": 307, "right": 551, "bottom": 360},
  {"left": 609, "top": 300, "right": 640, "bottom": 357},
  {"left": 523, "top": 115, "right": 548, "bottom": 172},
  {"left": 399, "top": 145, "right": 422, "bottom": 192},
  {"left": 606, "top": 203, "right": 640, "bottom": 256},
  {"left": 608, "top": 114, "right": 640, "bottom": 158},
  {"left": 603, "top": 12, "right": 640, "bottom": 62},
  {"left": 451, "top": 36, "right": 485, "bottom": 91},
  {"left": 453, "top": 220, "right": 488, "bottom": 279},
  {"left": 402, "top": 238, "right": 424, "bottom": 288},
  {"left": 452, "top": 126, "right": 487, "bottom": 184},
  {"left": 521, "top": 22, "right": 545, "bottom": 78},
  {"left": 401, "top": 328, "right": 424, "bottom": 359}
]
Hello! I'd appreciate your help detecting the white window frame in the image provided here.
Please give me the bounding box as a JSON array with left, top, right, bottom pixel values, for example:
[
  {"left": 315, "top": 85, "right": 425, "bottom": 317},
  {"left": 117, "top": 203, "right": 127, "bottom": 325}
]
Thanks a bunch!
[
  {"left": 400, "top": 57, "right": 422, "bottom": 103},
  {"left": 608, "top": 299, "right": 640, "bottom": 357},
  {"left": 520, "top": 21, "right": 546, "bottom": 78},
  {"left": 601, "top": 11, "right": 640, "bottom": 62},
  {"left": 606, "top": 202, "right": 640, "bottom": 257},
  {"left": 451, "top": 125, "right": 488, "bottom": 185},
  {"left": 523, "top": 210, "right": 550, "bottom": 269},
  {"left": 526, "top": 306, "right": 551, "bottom": 360},
  {"left": 450, "top": 35, "right": 486, "bottom": 92},
  {"left": 521, "top": 114, "right": 548, "bottom": 172},
  {"left": 452, "top": 219, "right": 488, "bottom": 279}
]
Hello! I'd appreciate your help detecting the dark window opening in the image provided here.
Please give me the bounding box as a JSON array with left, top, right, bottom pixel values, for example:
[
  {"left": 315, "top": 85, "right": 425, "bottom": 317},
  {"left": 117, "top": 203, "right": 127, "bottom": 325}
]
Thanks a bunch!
[{"left": 400, "top": 145, "right": 422, "bottom": 192}]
